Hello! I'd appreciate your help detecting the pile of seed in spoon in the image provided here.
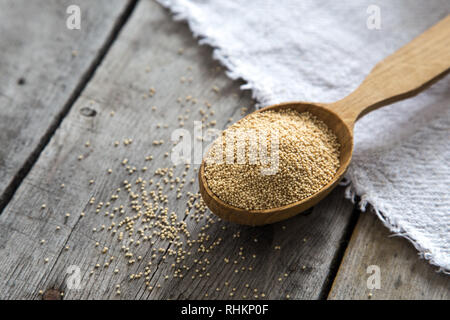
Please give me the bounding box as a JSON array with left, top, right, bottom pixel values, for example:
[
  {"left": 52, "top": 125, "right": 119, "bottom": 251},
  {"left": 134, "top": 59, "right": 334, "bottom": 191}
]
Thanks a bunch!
[{"left": 204, "top": 109, "right": 340, "bottom": 210}]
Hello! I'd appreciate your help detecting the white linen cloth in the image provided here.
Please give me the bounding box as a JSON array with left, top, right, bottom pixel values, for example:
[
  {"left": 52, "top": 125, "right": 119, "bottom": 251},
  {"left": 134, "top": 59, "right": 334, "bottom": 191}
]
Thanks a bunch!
[{"left": 157, "top": 0, "right": 450, "bottom": 272}]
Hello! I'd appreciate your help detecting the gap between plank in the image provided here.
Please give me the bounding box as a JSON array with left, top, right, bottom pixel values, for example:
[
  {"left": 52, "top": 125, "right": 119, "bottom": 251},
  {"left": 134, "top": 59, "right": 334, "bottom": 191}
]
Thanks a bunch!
[
  {"left": 0, "top": 0, "right": 139, "bottom": 216},
  {"left": 319, "top": 206, "right": 361, "bottom": 299}
]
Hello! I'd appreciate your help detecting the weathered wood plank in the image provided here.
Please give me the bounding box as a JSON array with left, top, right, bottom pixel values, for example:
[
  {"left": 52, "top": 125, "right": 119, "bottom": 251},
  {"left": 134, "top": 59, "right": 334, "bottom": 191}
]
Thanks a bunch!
[
  {"left": 0, "top": 0, "right": 133, "bottom": 208},
  {"left": 328, "top": 211, "right": 450, "bottom": 300},
  {"left": 0, "top": 0, "right": 355, "bottom": 299}
]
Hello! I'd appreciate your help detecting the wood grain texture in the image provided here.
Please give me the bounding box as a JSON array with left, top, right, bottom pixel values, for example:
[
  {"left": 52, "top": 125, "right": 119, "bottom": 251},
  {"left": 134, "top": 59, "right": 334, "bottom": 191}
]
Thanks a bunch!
[
  {"left": 0, "top": 0, "right": 355, "bottom": 299},
  {"left": 0, "top": 0, "right": 132, "bottom": 207},
  {"left": 328, "top": 212, "right": 450, "bottom": 300}
]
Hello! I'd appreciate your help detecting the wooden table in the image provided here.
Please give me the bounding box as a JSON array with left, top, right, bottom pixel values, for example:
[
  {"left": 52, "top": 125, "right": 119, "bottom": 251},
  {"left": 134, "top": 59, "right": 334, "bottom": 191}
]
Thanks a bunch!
[{"left": 0, "top": 0, "right": 448, "bottom": 300}]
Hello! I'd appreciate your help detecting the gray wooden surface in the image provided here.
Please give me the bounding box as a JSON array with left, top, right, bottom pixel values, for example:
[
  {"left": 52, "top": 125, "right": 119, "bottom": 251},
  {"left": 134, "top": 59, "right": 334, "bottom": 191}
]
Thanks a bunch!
[
  {"left": 0, "top": 0, "right": 355, "bottom": 300},
  {"left": 328, "top": 212, "right": 450, "bottom": 300},
  {"left": 0, "top": 0, "right": 132, "bottom": 209},
  {"left": 0, "top": 0, "right": 447, "bottom": 300}
]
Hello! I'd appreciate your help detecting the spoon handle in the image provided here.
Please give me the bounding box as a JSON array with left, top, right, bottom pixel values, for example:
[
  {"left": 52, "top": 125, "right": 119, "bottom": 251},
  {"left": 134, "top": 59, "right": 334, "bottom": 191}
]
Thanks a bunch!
[{"left": 331, "top": 14, "right": 450, "bottom": 128}]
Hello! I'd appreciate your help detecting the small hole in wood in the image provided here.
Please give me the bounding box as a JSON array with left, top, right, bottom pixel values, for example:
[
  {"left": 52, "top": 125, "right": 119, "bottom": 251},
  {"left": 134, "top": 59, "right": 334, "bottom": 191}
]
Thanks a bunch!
[
  {"left": 17, "top": 78, "right": 26, "bottom": 85},
  {"left": 80, "top": 107, "right": 97, "bottom": 117}
]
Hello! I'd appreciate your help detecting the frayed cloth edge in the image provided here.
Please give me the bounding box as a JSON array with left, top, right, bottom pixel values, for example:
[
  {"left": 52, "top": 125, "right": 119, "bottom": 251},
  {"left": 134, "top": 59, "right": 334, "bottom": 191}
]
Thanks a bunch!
[
  {"left": 344, "top": 183, "right": 450, "bottom": 275},
  {"left": 156, "top": 0, "right": 271, "bottom": 108}
]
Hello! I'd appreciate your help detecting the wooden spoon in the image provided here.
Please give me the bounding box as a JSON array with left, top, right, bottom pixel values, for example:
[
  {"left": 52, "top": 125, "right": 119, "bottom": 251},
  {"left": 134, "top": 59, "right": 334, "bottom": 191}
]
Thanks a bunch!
[{"left": 199, "top": 15, "right": 450, "bottom": 226}]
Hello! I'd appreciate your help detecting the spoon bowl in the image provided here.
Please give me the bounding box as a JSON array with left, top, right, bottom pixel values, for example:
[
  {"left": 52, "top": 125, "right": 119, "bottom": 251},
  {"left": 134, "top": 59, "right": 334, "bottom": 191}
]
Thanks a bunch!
[
  {"left": 199, "top": 15, "right": 450, "bottom": 225},
  {"left": 199, "top": 102, "right": 353, "bottom": 225}
]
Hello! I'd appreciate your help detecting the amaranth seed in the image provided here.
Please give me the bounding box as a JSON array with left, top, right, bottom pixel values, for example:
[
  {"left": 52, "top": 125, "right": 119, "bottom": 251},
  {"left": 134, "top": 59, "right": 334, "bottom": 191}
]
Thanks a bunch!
[{"left": 204, "top": 109, "right": 340, "bottom": 210}]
